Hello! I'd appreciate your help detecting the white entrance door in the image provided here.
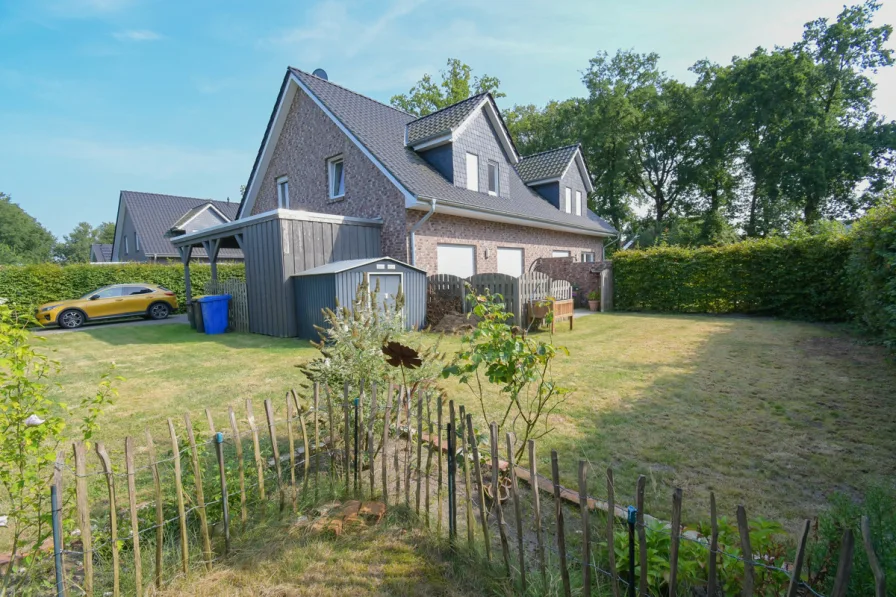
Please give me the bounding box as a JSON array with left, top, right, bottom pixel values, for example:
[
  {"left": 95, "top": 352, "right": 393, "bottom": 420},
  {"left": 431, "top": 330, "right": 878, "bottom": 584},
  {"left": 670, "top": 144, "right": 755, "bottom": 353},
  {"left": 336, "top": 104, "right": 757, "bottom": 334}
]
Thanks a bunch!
[
  {"left": 437, "top": 244, "right": 476, "bottom": 277},
  {"left": 497, "top": 247, "right": 523, "bottom": 277}
]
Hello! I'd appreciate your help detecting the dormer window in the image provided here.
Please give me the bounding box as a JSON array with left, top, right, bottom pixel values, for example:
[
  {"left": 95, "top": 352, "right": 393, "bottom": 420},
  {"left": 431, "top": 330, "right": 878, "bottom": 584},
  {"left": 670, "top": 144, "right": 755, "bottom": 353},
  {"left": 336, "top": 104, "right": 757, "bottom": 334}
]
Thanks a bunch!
[
  {"left": 124, "top": 236, "right": 129, "bottom": 255},
  {"left": 487, "top": 161, "right": 499, "bottom": 196},
  {"left": 465, "top": 153, "right": 479, "bottom": 192},
  {"left": 328, "top": 156, "right": 345, "bottom": 199},
  {"left": 564, "top": 187, "right": 572, "bottom": 213},
  {"left": 575, "top": 191, "right": 582, "bottom": 216},
  {"left": 277, "top": 176, "right": 289, "bottom": 208}
]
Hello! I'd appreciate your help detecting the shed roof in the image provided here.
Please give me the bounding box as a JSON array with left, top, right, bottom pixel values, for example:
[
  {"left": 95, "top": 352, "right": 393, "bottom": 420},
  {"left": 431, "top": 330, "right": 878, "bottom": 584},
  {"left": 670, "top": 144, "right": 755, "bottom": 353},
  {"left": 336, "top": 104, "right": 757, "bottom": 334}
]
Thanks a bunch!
[{"left": 293, "top": 257, "right": 425, "bottom": 276}]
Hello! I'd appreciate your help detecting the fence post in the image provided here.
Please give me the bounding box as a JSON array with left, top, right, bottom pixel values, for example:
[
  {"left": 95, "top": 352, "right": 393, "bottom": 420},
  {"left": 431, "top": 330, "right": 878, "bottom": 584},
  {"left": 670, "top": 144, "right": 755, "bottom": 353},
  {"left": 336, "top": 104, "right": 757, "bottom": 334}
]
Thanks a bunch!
[
  {"left": 145, "top": 431, "right": 164, "bottom": 589},
  {"left": 708, "top": 492, "right": 719, "bottom": 596},
  {"left": 468, "top": 414, "right": 490, "bottom": 561},
  {"left": 184, "top": 413, "right": 213, "bottom": 570},
  {"left": 286, "top": 395, "right": 297, "bottom": 512},
  {"left": 263, "top": 399, "right": 285, "bottom": 511},
  {"left": 369, "top": 383, "right": 377, "bottom": 499},
  {"left": 861, "top": 515, "right": 886, "bottom": 597},
  {"left": 578, "top": 460, "right": 590, "bottom": 597},
  {"left": 382, "top": 384, "right": 392, "bottom": 507},
  {"left": 227, "top": 407, "right": 248, "bottom": 527},
  {"left": 831, "top": 528, "right": 854, "bottom": 597},
  {"left": 490, "top": 422, "right": 511, "bottom": 576},
  {"left": 460, "top": 405, "right": 474, "bottom": 550},
  {"left": 167, "top": 419, "right": 189, "bottom": 574},
  {"left": 95, "top": 442, "right": 120, "bottom": 597},
  {"left": 343, "top": 383, "right": 351, "bottom": 493},
  {"left": 606, "top": 468, "right": 620, "bottom": 597},
  {"left": 627, "top": 506, "right": 636, "bottom": 597},
  {"left": 72, "top": 442, "right": 93, "bottom": 596},
  {"left": 326, "top": 384, "right": 335, "bottom": 490},
  {"left": 124, "top": 437, "right": 143, "bottom": 597},
  {"left": 298, "top": 403, "right": 310, "bottom": 495},
  {"left": 551, "top": 450, "right": 571, "bottom": 597},
  {"left": 737, "top": 505, "right": 754, "bottom": 597},
  {"left": 214, "top": 432, "right": 231, "bottom": 555},
  {"left": 51, "top": 484, "right": 65, "bottom": 597},
  {"left": 508, "top": 434, "right": 526, "bottom": 593},
  {"left": 786, "top": 520, "right": 811, "bottom": 597},
  {"left": 313, "top": 382, "right": 321, "bottom": 499},
  {"left": 669, "top": 487, "right": 682, "bottom": 597},
  {"left": 416, "top": 392, "right": 424, "bottom": 515},
  {"left": 447, "top": 422, "right": 456, "bottom": 545},
  {"left": 436, "top": 394, "right": 443, "bottom": 536},
  {"left": 354, "top": 398, "right": 360, "bottom": 495},
  {"left": 425, "top": 393, "right": 433, "bottom": 527},
  {"left": 245, "top": 399, "right": 266, "bottom": 501},
  {"left": 636, "top": 475, "right": 647, "bottom": 597},
  {"left": 405, "top": 390, "right": 415, "bottom": 508},
  {"left": 529, "top": 440, "right": 543, "bottom": 581}
]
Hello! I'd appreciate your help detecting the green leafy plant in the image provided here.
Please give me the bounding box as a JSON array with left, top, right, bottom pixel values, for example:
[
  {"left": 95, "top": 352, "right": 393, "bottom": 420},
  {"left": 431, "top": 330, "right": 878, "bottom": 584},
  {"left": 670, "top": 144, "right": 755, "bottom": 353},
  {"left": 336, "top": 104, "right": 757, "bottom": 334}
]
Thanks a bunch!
[
  {"left": 0, "top": 304, "right": 118, "bottom": 596},
  {"left": 587, "top": 290, "right": 600, "bottom": 301},
  {"left": 443, "top": 288, "right": 569, "bottom": 461}
]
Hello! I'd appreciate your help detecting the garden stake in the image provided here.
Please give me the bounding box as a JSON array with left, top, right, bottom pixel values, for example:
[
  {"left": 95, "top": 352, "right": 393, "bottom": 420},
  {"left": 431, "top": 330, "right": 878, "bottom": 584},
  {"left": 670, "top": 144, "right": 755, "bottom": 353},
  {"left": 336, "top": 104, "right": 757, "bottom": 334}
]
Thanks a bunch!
[
  {"left": 606, "top": 468, "right": 620, "bottom": 597},
  {"left": 313, "top": 382, "right": 320, "bottom": 499},
  {"left": 708, "top": 492, "right": 719, "bottom": 595},
  {"left": 404, "top": 387, "right": 413, "bottom": 507},
  {"left": 51, "top": 484, "right": 65, "bottom": 597},
  {"left": 326, "top": 383, "right": 335, "bottom": 491},
  {"left": 862, "top": 515, "right": 886, "bottom": 597},
  {"left": 214, "top": 432, "right": 231, "bottom": 554},
  {"left": 343, "top": 383, "right": 350, "bottom": 493},
  {"left": 469, "top": 414, "right": 491, "bottom": 562},
  {"left": 167, "top": 419, "right": 189, "bottom": 574},
  {"left": 669, "top": 487, "right": 682, "bottom": 597},
  {"left": 577, "top": 460, "right": 589, "bottom": 597},
  {"left": 227, "top": 407, "right": 248, "bottom": 527},
  {"left": 184, "top": 412, "right": 213, "bottom": 568},
  {"left": 124, "top": 437, "right": 142, "bottom": 597},
  {"left": 529, "top": 440, "right": 543, "bottom": 578},
  {"left": 262, "top": 400, "right": 285, "bottom": 513},
  {"left": 627, "top": 506, "right": 636, "bottom": 597},
  {"left": 447, "top": 422, "right": 457, "bottom": 545},
  {"left": 551, "top": 449, "right": 570, "bottom": 597},
  {"left": 72, "top": 443, "right": 93, "bottom": 595},
  {"left": 636, "top": 475, "right": 647, "bottom": 595},
  {"left": 394, "top": 386, "right": 402, "bottom": 501},
  {"left": 96, "top": 442, "right": 120, "bottom": 597},
  {"left": 437, "top": 394, "right": 443, "bottom": 536},
  {"left": 382, "top": 384, "right": 392, "bottom": 507},
  {"left": 831, "top": 528, "right": 854, "bottom": 597},
  {"left": 144, "top": 431, "right": 164, "bottom": 588},
  {"left": 415, "top": 389, "right": 423, "bottom": 515},
  {"left": 354, "top": 397, "right": 360, "bottom": 495},
  {"left": 425, "top": 392, "right": 433, "bottom": 527},
  {"left": 286, "top": 397, "right": 297, "bottom": 512},
  {"left": 508, "top": 434, "right": 526, "bottom": 594},
  {"left": 737, "top": 505, "right": 754, "bottom": 596},
  {"left": 491, "top": 423, "right": 511, "bottom": 577},
  {"left": 460, "top": 405, "right": 474, "bottom": 550}
]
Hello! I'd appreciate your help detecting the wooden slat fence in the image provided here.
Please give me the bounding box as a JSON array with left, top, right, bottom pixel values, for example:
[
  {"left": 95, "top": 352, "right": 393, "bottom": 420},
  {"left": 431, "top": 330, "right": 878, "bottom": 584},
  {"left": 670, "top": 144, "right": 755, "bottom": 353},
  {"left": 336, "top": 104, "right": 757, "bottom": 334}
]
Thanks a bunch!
[
  {"left": 205, "top": 279, "right": 249, "bottom": 332},
  {"left": 43, "top": 380, "right": 872, "bottom": 597},
  {"left": 467, "top": 273, "right": 520, "bottom": 322}
]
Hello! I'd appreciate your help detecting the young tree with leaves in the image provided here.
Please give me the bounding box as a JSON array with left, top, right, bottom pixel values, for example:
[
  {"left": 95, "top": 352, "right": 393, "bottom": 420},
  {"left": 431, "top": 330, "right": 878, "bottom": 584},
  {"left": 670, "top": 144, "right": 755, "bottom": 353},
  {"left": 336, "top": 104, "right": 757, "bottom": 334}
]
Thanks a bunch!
[{"left": 390, "top": 58, "right": 505, "bottom": 116}]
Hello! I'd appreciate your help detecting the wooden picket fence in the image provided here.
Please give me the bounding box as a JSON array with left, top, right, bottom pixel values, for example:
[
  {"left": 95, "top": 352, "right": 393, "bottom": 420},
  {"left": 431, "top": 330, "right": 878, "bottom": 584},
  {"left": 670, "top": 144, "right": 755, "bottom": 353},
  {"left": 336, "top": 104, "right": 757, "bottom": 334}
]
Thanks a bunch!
[
  {"left": 44, "top": 381, "right": 885, "bottom": 597},
  {"left": 204, "top": 279, "right": 249, "bottom": 332}
]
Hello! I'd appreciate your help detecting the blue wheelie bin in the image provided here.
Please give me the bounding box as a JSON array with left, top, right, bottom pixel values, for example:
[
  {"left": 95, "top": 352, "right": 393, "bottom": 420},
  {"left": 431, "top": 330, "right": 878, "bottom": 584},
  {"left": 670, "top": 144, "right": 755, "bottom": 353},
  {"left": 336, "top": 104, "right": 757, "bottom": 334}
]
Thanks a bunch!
[{"left": 197, "top": 294, "right": 231, "bottom": 335}]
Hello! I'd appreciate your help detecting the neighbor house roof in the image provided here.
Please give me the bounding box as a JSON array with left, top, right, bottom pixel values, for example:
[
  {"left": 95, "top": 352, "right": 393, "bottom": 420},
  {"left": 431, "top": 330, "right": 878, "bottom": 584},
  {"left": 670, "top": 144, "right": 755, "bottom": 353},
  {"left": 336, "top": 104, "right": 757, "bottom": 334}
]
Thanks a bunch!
[
  {"left": 90, "top": 243, "right": 113, "bottom": 262},
  {"left": 293, "top": 256, "right": 425, "bottom": 276},
  {"left": 239, "top": 69, "right": 616, "bottom": 236},
  {"left": 115, "top": 191, "right": 242, "bottom": 259},
  {"left": 516, "top": 145, "right": 581, "bottom": 183},
  {"left": 168, "top": 202, "right": 231, "bottom": 235},
  {"left": 405, "top": 93, "right": 487, "bottom": 146}
]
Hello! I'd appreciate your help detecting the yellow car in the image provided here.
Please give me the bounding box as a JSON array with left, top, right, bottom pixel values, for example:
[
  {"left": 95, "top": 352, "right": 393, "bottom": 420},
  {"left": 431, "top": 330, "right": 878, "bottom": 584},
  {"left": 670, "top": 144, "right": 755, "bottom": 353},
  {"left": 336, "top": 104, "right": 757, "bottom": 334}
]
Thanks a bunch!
[{"left": 37, "top": 284, "right": 179, "bottom": 329}]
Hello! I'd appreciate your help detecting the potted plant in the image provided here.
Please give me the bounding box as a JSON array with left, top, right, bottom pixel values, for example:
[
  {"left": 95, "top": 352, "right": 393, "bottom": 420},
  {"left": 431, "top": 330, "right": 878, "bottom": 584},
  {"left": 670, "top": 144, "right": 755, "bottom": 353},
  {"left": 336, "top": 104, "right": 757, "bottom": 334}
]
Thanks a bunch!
[{"left": 587, "top": 290, "right": 599, "bottom": 311}]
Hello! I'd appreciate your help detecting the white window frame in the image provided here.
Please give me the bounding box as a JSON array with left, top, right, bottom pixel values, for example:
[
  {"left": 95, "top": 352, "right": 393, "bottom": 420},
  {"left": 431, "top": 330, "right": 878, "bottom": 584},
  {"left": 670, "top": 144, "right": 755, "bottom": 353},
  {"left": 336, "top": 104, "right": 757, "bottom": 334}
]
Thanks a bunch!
[
  {"left": 124, "top": 236, "right": 129, "bottom": 255},
  {"left": 465, "top": 153, "right": 479, "bottom": 192},
  {"left": 487, "top": 161, "right": 499, "bottom": 196},
  {"left": 564, "top": 187, "right": 572, "bottom": 213},
  {"left": 135, "top": 232, "right": 140, "bottom": 252},
  {"left": 328, "top": 156, "right": 345, "bottom": 200},
  {"left": 276, "top": 175, "right": 289, "bottom": 208},
  {"left": 581, "top": 251, "right": 595, "bottom": 263},
  {"left": 552, "top": 250, "right": 570, "bottom": 258},
  {"left": 575, "top": 190, "right": 582, "bottom": 216}
]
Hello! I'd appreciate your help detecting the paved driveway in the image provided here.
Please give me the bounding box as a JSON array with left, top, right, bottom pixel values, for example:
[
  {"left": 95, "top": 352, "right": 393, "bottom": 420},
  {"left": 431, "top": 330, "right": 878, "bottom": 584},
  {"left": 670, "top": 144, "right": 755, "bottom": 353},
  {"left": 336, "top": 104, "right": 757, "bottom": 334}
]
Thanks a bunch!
[{"left": 34, "top": 314, "right": 189, "bottom": 335}]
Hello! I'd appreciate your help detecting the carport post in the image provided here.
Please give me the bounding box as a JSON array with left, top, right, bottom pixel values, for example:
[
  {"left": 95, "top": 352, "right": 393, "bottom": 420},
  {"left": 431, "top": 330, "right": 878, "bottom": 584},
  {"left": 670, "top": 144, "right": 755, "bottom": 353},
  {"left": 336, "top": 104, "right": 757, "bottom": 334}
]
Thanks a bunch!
[
  {"left": 203, "top": 239, "right": 221, "bottom": 283},
  {"left": 179, "top": 245, "right": 193, "bottom": 305}
]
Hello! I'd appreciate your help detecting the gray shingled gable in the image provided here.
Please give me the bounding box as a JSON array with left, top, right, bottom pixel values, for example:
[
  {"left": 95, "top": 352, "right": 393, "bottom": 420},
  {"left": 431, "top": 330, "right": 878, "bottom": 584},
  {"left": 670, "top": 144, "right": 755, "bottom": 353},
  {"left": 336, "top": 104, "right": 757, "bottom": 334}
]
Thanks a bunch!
[
  {"left": 91, "top": 243, "right": 112, "bottom": 262},
  {"left": 244, "top": 69, "right": 616, "bottom": 236},
  {"left": 405, "top": 93, "right": 487, "bottom": 146},
  {"left": 516, "top": 145, "right": 581, "bottom": 183},
  {"left": 118, "top": 191, "right": 242, "bottom": 258},
  {"left": 169, "top": 203, "right": 230, "bottom": 233}
]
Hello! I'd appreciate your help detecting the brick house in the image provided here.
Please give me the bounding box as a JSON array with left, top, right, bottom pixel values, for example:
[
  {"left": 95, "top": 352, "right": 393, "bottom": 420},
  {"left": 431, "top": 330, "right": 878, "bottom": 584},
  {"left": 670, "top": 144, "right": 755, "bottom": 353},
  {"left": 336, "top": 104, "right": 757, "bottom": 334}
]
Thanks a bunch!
[{"left": 236, "top": 68, "right": 616, "bottom": 277}]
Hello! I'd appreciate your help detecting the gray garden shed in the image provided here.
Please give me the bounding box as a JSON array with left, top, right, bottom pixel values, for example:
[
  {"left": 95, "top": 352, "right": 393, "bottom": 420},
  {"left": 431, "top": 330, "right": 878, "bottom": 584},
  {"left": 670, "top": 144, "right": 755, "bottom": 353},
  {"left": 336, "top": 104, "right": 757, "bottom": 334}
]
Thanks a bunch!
[{"left": 292, "top": 257, "right": 426, "bottom": 340}]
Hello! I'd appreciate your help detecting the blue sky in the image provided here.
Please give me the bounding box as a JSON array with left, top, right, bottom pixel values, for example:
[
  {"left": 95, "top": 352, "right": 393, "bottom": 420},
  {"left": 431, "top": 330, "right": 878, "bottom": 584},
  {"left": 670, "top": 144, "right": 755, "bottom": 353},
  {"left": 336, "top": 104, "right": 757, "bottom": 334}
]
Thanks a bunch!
[{"left": 2, "top": 0, "right": 896, "bottom": 238}]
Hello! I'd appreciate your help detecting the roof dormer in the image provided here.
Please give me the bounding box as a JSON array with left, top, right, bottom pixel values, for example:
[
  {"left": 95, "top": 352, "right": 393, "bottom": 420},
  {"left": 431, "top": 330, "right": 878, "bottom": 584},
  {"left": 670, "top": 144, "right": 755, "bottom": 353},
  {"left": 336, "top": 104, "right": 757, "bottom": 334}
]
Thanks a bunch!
[{"left": 516, "top": 145, "right": 593, "bottom": 214}]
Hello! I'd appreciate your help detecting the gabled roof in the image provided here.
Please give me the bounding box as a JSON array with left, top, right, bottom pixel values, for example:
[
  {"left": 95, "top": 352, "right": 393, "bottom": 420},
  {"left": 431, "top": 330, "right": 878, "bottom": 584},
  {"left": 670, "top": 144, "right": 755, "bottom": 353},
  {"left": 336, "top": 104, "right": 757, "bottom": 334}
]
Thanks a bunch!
[
  {"left": 517, "top": 145, "right": 579, "bottom": 183},
  {"left": 238, "top": 68, "right": 616, "bottom": 236},
  {"left": 90, "top": 243, "right": 113, "bottom": 262},
  {"left": 168, "top": 202, "right": 230, "bottom": 235},
  {"left": 114, "top": 191, "right": 242, "bottom": 259},
  {"left": 293, "top": 256, "right": 425, "bottom": 276},
  {"left": 406, "top": 93, "right": 487, "bottom": 146}
]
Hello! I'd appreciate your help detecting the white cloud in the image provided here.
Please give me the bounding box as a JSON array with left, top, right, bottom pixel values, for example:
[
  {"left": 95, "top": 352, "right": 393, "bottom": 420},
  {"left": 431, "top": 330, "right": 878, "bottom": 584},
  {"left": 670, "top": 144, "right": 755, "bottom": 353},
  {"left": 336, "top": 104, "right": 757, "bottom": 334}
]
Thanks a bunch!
[{"left": 113, "top": 29, "right": 161, "bottom": 41}]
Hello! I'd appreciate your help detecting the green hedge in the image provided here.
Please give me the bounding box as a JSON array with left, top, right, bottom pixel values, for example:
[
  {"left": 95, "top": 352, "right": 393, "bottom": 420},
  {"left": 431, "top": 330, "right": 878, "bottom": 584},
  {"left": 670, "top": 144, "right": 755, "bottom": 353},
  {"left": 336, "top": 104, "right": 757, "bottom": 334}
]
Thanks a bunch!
[
  {"left": 847, "top": 197, "right": 896, "bottom": 348},
  {"left": 0, "top": 263, "right": 245, "bottom": 314},
  {"left": 613, "top": 236, "right": 852, "bottom": 321}
]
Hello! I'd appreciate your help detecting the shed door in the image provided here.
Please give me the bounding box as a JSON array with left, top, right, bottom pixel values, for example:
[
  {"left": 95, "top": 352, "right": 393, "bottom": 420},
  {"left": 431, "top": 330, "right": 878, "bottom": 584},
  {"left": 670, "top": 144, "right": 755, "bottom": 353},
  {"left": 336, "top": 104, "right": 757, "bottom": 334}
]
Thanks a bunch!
[
  {"left": 369, "top": 273, "right": 402, "bottom": 311},
  {"left": 437, "top": 244, "right": 476, "bottom": 277},
  {"left": 496, "top": 248, "right": 523, "bottom": 277}
]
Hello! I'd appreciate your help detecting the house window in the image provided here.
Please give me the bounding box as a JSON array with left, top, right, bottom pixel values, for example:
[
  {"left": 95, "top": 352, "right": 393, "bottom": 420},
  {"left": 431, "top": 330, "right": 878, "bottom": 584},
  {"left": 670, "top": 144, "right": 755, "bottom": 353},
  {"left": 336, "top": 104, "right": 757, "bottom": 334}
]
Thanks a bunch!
[
  {"left": 487, "top": 161, "right": 499, "bottom": 196},
  {"left": 276, "top": 176, "right": 289, "bottom": 208},
  {"left": 465, "top": 153, "right": 479, "bottom": 192},
  {"left": 581, "top": 252, "right": 595, "bottom": 263},
  {"left": 552, "top": 250, "right": 570, "bottom": 258},
  {"left": 575, "top": 191, "right": 582, "bottom": 216},
  {"left": 135, "top": 232, "right": 140, "bottom": 252},
  {"left": 564, "top": 187, "right": 572, "bottom": 213},
  {"left": 124, "top": 236, "right": 129, "bottom": 255},
  {"left": 328, "top": 157, "right": 345, "bottom": 199}
]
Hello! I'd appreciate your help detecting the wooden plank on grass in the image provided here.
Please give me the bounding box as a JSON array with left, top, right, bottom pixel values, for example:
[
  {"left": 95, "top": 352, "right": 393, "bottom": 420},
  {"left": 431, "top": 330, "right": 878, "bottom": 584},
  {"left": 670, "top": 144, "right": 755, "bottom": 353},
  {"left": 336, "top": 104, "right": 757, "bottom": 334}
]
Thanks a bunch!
[
  {"left": 184, "top": 413, "right": 213, "bottom": 570},
  {"left": 246, "top": 399, "right": 266, "bottom": 501},
  {"left": 508, "top": 434, "right": 526, "bottom": 593},
  {"left": 95, "top": 442, "right": 120, "bottom": 597},
  {"left": 263, "top": 399, "right": 285, "bottom": 511},
  {"left": 578, "top": 460, "right": 590, "bottom": 597},
  {"left": 228, "top": 407, "right": 247, "bottom": 526},
  {"left": 167, "top": 419, "right": 189, "bottom": 574},
  {"left": 72, "top": 442, "right": 93, "bottom": 596},
  {"left": 145, "top": 431, "right": 164, "bottom": 590},
  {"left": 552, "top": 450, "right": 571, "bottom": 597},
  {"left": 124, "top": 437, "right": 143, "bottom": 597}
]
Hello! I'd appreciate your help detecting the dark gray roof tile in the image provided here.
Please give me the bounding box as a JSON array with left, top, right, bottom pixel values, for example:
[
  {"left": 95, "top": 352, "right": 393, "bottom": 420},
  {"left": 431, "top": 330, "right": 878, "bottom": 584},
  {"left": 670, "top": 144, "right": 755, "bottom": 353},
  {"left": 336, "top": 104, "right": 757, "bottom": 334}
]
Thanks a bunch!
[
  {"left": 516, "top": 145, "right": 581, "bottom": 183},
  {"left": 405, "top": 93, "right": 487, "bottom": 146}
]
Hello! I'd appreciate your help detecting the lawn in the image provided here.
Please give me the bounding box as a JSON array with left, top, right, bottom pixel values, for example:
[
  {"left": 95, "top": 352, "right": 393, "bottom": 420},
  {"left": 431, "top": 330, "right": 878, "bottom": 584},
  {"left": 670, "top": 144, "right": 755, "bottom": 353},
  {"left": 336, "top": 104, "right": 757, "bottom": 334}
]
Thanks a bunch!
[{"left": 39, "top": 312, "right": 896, "bottom": 531}]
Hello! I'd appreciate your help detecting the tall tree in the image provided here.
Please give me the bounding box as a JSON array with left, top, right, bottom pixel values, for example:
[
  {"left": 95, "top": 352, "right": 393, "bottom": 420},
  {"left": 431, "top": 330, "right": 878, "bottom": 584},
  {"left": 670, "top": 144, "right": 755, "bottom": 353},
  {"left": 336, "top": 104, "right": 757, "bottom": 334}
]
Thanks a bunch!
[
  {"left": 504, "top": 99, "right": 584, "bottom": 157},
  {"left": 55, "top": 222, "right": 99, "bottom": 264},
  {"left": 94, "top": 222, "right": 115, "bottom": 245},
  {"left": 391, "top": 58, "right": 505, "bottom": 116},
  {"left": 0, "top": 193, "right": 55, "bottom": 265}
]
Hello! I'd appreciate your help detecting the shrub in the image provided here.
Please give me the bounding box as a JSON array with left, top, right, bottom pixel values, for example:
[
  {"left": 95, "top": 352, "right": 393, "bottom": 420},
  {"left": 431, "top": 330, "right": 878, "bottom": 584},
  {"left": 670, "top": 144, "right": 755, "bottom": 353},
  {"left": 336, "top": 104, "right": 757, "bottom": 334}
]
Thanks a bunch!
[
  {"left": 847, "top": 194, "right": 896, "bottom": 349},
  {"left": 0, "top": 262, "right": 245, "bottom": 314},
  {"left": 613, "top": 236, "right": 851, "bottom": 321}
]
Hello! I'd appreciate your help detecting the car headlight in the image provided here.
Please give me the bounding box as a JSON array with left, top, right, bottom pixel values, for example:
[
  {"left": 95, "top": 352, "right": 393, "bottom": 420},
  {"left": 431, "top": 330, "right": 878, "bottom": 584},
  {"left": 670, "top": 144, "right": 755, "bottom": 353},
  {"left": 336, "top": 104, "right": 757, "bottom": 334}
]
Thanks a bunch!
[{"left": 40, "top": 305, "right": 59, "bottom": 312}]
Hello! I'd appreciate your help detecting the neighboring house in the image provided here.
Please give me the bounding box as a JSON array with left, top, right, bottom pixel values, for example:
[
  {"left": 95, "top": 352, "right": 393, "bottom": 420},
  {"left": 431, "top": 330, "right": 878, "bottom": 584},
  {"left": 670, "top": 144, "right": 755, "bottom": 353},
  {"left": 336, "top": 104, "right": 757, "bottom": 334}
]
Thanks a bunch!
[
  {"left": 237, "top": 68, "right": 616, "bottom": 278},
  {"left": 89, "top": 243, "right": 113, "bottom": 263},
  {"left": 110, "top": 191, "right": 243, "bottom": 262}
]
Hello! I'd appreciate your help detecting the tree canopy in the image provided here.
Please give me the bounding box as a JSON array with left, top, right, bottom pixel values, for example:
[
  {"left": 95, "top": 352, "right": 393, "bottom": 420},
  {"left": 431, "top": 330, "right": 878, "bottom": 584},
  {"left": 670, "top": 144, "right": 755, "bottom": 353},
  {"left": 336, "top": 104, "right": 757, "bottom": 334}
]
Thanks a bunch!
[
  {"left": 55, "top": 221, "right": 114, "bottom": 264},
  {"left": 0, "top": 193, "right": 56, "bottom": 265},
  {"left": 391, "top": 58, "right": 505, "bottom": 116}
]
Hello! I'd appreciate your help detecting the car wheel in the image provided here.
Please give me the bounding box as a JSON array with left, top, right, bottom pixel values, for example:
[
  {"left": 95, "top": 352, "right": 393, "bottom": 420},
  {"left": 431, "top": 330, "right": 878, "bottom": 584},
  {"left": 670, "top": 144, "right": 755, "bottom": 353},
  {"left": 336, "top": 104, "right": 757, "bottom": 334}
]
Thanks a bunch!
[
  {"left": 148, "top": 302, "right": 170, "bottom": 320},
  {"left": 59, "top": 310, "right": 85, "bottom": 329}
]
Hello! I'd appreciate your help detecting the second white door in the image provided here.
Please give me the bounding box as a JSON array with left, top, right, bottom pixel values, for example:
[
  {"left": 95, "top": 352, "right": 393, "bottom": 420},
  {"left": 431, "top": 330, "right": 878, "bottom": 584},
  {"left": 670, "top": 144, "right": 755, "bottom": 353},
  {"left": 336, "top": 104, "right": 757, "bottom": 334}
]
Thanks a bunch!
[{"left": 497, "top": 247, "right": 523, "bottom": 277}]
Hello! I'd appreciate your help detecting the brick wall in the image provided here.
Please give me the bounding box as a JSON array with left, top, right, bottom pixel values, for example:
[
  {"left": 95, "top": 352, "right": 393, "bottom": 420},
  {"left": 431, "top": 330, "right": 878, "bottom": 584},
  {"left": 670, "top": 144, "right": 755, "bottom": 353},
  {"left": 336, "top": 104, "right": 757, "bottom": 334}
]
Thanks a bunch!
[
  {"left": 534, "top": 257, "right": 606, "bottom": 307},
  {"left": 407, "top": 211, "right": 605, "bottom": 275},
  {"left": 252, "top": 88, "right": 409, "bottom": 260}
]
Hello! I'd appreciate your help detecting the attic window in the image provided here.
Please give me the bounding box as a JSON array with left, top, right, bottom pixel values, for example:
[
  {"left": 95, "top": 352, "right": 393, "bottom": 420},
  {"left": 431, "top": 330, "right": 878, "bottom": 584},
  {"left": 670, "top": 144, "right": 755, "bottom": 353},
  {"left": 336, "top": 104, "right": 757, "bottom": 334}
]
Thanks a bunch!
[
  {"left": 575, "top": 191, "right": 582, "bottom": 216},
  {"left": 487, "top": 161, "right": 499, "bottom": 196},
  {"left": 564, "top": 187, "right": 572, "bottom": 213},
  {"left": 465, "top": 153, "right": 479, "bottom": 192},
  {"left": 277, "top": 176, "right": 289, "bottom": 208},
  {"left": 135, "top": 232, "right": 140, "bottom": 252},
  {"left": 124, "top": 236, "right": 129, "bottom": 255},
  {"left": 328, "top": 156, "right": 345, "bottom": 199}
]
